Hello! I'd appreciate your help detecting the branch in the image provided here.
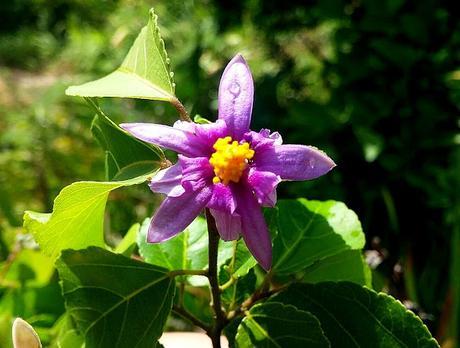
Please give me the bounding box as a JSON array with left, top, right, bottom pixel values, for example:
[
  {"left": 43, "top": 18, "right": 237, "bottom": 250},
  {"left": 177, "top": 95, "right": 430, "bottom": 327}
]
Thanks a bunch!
[
  {"left": 171, "top": 97, "right": 192, "bottom": 122},
  {"left": 173, "top": 305, "right": 211, "bottom": 333},
  {"left": 168, "top": 269, "right": 209, "bottom": 278}
]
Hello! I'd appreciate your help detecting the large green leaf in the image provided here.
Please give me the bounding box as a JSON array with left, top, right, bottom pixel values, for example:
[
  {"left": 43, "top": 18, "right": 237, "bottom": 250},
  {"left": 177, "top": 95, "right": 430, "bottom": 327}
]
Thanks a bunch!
[
  {"left": 272, "top": 199, "right": 365, "bottom": 274},
  {"left": 89, "top": 99, "right": 164, "bottom": 180},
  {"left": 235, "top": 302, "right": 330, "bottom": 347},
  {"left": 66, "top": 9, "right": 175, "bottom": 102},
  {"left": 302, "top": 250, "right": 372, "bottom": 286},
  {"left": 272, "top": 282, "right": 439, "bottom": 347},
  {"left": 137, "top": 217, "right": 235, "bottom": 285},
  {"left": 56, "top": 247, "right": 175, "bottom": 347},
  {"left": 23, "top": 174, "right": 152, "bottom": 259}
]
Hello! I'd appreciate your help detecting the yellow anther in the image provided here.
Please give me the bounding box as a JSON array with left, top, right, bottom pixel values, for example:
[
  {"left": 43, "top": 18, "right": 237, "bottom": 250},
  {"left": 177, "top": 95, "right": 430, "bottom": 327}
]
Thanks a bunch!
[{"left": 209, "top": 136, "right": 254, "bottom": 185}]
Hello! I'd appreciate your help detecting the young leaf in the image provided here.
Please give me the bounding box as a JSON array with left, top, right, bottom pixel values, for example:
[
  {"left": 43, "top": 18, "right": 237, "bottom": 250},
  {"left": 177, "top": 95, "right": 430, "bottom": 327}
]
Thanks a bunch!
[
  {"left": 52, "top": 314, "right": 84, "bottom": 348},
  {"left": 66, "top": 9, "right": 175, "bottom": 102},
  {"left": 137, "top": 217, "right": 234, "bottom": 285},
  {"left": 89, "top": 102, "right": 164, "bottom": 180},
  {"left": 272, "top": 199, "right": 365, "bottom": 274},
  {"left": 235, "top": 302, "right": 330, "bottom": 347},
  {"left": 229, "top": 240, "right": 258, "bottom": 279},
  {"left": 23, "top": 174, "right": 153, "bottom": 259},
  {"left": 219, "top": 267, "right": 256, "bottom": 310},
  {"left": 302, "top": 250, "right": 372, "bottom": 286},
  {"left": 56, "top": 247, "right": 175, "bottom": 347},
  {"left": 114, "top": 223, "right": 140, "bottom": 256},
  {"left": 272, "top": 282, "right": 439, "bottom": 347}
]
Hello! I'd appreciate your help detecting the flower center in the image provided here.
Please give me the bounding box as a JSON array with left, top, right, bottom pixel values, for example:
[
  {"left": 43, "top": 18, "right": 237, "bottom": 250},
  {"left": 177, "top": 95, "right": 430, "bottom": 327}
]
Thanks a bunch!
[{"left": 209, "top": 136, "right": 254, "bottom": 185}]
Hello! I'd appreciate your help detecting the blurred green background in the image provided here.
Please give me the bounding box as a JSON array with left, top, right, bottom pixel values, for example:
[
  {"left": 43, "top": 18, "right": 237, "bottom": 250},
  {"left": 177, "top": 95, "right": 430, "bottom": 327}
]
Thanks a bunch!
[{"left": 0, "top": 0, "right": 459, "bottom": 346}]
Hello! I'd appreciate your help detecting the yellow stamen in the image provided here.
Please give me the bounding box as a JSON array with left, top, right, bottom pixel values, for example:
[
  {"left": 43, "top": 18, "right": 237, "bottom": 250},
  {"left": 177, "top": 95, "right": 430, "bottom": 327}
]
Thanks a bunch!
[{"left": 209, "top": 136, "right": 254, "bottom": 185}]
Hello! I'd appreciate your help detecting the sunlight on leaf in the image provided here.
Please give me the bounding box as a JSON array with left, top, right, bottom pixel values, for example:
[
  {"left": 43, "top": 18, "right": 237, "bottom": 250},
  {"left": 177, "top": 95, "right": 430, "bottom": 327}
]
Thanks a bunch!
[
  {"left": 66, "top": 9, "right": 175, "bottom": 102},
  {"left": 272, "top": 199, "right": 365, "bottom": 274},
  {"left": 23, "top": 174, "right": 154, "bottom": 259},
  {"left": 272, "top": 282, "right": 439, "bottom": 347}
]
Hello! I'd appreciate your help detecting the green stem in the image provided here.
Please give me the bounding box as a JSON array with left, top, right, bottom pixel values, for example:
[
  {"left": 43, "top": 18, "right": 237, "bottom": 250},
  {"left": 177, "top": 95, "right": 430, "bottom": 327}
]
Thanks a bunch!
[
  {"left": 219, "top": 276, "right": 237, "bottom": 292},
  {"left": 168, "top": 269, "right": 209, "bottom": 277},
  {"left": 206, "top": 209, "right": 226, "bottom": 348}
]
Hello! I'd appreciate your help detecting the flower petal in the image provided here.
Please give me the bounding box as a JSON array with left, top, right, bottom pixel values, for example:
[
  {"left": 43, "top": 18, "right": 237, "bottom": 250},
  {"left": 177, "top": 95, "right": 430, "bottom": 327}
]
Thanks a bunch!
[
  {"left": 120, "top": 123, "right": 207, "bottom": 157},
  {"left": 194, "top": 119, "right": 229, "bottom": 154},
  {"left": 244, "top": 129, "right": 282, "bottom": 152},
  {"left": 255, "top": 144, "right": 336, "bottom": 181},
  {"left": 148, "top": 187, "right": 213, "bottom": 243},
  {"left": 235, "top": 185, "right": 272, "bottom": 270},
  {"left": 207, "top": 183, "right": 237, "bottom": 213},
  {"left": 218, "top": 54, "right": 254, "bottom": 140},
  {"left": 179, "top": 155, "right": 214, "bottom": 191},
  {"left": 210, "top": 209, "right": 241, "bottom": 241},
  {"left": 247, "top": 169, "right": 281, "bottom": 207},
  {"left": 148, "top": 163, "right": 185, "bottom": 197}
]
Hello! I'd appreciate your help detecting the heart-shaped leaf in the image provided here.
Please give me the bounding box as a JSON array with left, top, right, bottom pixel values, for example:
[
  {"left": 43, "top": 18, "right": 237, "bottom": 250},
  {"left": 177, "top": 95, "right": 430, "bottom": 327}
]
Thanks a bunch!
[
  {"left": 89, "top": 100, "right": 164, "bottom": 180},
  {"left": 272, "top": 199, "right": 365, "bottom": 274},
  {"left": 57, "top": 247, "right": 175, "bottom": 347},
  {"left": 272, "top": 282, "right": 439, "bottom": 347},
  {"left": 236, "top": 302, "right": 330, "bottom": 347},
  {"left": 24, "top": 174, "right": 154, "bottom": 259},
  {"left": 302, "top": 250, "right": 372, "bottom": 286},
  {"left": 66, "top": 9, "right": 175, "bottom": 102}
]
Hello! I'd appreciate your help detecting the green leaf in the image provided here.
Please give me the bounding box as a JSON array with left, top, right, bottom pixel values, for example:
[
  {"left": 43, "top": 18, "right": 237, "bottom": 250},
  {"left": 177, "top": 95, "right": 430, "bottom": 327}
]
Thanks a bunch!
[
  {"left": 137, "top": 217, "right": 234, "bottom": 285},
  {"left": 220, "top": 267, "right": 256, "bottom": 311},
  {"left": 302, "top": 250, "right": 372, "bottom": 286},
  {"left": 57, "top": 330, "right": 84, "bottom": 348},
  {"left": 235, "top": 302, "right": 330, "bottom": 347},
  {"left": 56, "top": 247, "right": 175, "bottom": 347},
  {"left": 66, "top": 9, "right": 175, "bottom": 102},
  {"left": 23, "top": 174, "right": 151, "bottom": 259},
  {"left": 272, "top": 199, "right": 365, "bottom": 274},
  {"left": 272, "top": 282, "right": 439, "bottom": 347},
  {"left": 52, "top": 314, "right": 85, "bottom": 348},
  {"left": 114, "top": 223, "right": 140, "bottom": 256},
  {"left": 193, "top": 115, "right": 212, "bottom": 124},
  {"left": 231, "top": 240, "right": 258, "bottom": 278},
  {"left": 5, "top": 249, "right": 55, "bottom": 287},
  {"left": 89, "top": 101, "right": 164, "bottom": 180},
  {"left": 219, "top": 241, "right": 257, "bottom": 310}
]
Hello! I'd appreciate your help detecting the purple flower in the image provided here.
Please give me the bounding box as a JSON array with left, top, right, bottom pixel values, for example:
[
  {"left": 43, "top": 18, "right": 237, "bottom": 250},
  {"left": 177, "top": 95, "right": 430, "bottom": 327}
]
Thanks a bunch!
[{"left": 120, "top": 54, "right": 335, "bottom": 270}]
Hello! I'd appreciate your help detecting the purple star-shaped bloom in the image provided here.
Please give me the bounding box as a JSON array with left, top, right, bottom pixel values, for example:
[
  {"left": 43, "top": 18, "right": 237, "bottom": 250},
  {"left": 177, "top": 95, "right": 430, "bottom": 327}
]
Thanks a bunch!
[{"left": 121, "top": 54, "right": 335, "bottom": 270}]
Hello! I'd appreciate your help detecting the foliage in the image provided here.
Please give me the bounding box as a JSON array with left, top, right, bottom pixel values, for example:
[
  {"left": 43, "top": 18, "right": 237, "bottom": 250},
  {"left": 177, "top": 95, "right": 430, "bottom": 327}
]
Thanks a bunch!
[{"left": 0, "top": 0, "right": 458, "bottom": 347}]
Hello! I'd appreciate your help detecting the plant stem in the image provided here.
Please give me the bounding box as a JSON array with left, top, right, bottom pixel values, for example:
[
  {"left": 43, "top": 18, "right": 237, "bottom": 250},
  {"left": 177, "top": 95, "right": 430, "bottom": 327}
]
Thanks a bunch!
[
  {"left": 172, "top": 305, "right": 211, "bottom": 332},
  {"left": 205, "top": 209, "right": 226, "bottom": 348},
  {"left": 168, "top": 269, "right": 209, "bottom": 277},
  {"left": 171, "top": 97, "right": 192, "bottom": 122}
]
